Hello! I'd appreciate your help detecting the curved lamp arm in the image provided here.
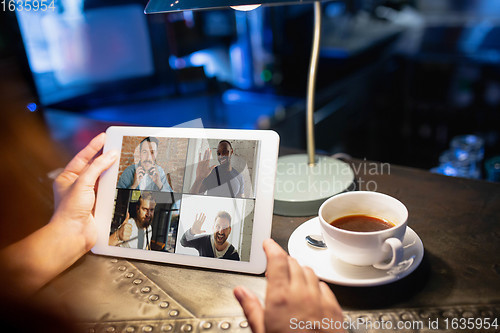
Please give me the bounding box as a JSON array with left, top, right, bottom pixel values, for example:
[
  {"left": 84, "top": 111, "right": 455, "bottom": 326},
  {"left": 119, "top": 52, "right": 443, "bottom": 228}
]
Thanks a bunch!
[{"left": 306, "top": 1, "right": 322, "bottom": 166}]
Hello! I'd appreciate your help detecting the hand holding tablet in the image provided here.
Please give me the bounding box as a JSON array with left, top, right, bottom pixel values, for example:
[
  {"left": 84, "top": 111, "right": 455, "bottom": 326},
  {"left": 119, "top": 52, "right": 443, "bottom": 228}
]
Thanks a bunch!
[{"left": 93, "top": 126, "right": 280, "bottom": 274}]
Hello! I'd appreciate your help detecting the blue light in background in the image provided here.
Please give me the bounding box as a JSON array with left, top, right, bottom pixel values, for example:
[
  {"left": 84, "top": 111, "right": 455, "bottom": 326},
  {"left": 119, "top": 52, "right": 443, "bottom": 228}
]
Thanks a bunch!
[
  {"left": 169, "top": 48, "right": 233, "bottom": 83},
  {"left": 325, "top": 2, "right": 346, "bottom": 17},
  {"left": 189, "top": 51, "right": 216, "bottom": 73},
  {"left": 27, "top": 103, "right": 37, "bottom": 112}
]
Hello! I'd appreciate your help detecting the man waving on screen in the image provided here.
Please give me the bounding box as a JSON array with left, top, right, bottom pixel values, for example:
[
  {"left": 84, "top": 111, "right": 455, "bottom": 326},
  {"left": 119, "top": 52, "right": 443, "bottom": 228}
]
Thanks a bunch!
[
  {"left": 190, "top": 140, "right": 244, "bottom": 198},
  {"left": 180, "top": 211, "right": 240, "bottom": 261}
]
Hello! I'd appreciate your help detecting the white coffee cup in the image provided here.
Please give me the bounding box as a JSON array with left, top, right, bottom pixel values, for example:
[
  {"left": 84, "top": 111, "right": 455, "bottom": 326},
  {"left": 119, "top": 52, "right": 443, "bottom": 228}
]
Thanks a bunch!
[{"left": 318, "top": 191, "right": 408, "bottom": 269}]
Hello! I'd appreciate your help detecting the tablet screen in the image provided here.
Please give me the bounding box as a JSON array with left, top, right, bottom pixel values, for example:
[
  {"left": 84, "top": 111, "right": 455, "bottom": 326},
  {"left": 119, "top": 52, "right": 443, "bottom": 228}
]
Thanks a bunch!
[{"left": 108, "top": 136, "right": 259, "bottom": 262}]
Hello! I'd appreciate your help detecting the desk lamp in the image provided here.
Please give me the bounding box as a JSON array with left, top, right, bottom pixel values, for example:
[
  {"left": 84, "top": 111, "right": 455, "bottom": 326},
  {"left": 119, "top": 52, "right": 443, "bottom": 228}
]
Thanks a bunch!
[{"left": 145, "top": 0, "right": 354, "bottom": 216}]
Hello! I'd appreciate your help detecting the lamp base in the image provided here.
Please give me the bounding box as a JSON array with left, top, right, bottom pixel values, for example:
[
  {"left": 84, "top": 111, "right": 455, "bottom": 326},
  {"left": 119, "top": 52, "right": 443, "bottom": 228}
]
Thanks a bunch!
[{"left": 273, "top": 154, "right": 355, "bottom": 216}]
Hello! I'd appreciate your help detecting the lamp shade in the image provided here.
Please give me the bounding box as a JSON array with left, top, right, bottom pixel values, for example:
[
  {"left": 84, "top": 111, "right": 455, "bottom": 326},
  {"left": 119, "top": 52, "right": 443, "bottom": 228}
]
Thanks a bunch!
[{"left": 145, "top": 0, "right": 317, "bottom": 13}]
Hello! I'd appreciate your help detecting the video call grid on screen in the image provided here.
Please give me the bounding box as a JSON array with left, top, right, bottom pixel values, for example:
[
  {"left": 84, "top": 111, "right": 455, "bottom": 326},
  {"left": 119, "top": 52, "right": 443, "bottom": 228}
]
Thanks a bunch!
[{"left": 108, "top": 136, "right": 260, "bottom": 262}]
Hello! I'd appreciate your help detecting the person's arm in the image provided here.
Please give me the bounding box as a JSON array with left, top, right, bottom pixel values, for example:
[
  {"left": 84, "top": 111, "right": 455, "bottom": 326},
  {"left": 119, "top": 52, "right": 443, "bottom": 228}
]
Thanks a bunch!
[
  {"left": 148, "top": 165, "right": 165, "bottom": 191},
  {"left": 190, "top": 149, "right": 215, "bottom": 194},
  {"left": 0, "top": 133, "right": 118, "bottom": 297},
  {"left": 224, "top": 246, "right": 240, "bottom": 261},
  {"left": 179, "top": 229, "right": 201, "bottom": 248},
  {"left": 117, "top": 164, "right": 145, "bottom": 190},
  {"left": 190, "top": 175, "right": 208, "bottom": 194},
  {"left": 180, "top": 213, "right": 207, "bottom": 248},
  {"left": 108, "top": 216, "right": 132, "bottom": 246},
  {"left": 237, "top": 173, "right": 245, "bottom": 198},
  {"left": 117, "top": 163, "right": 147, "bottom": 190},
  {"left": 117, "top": 168, "right": 128, "bottom": 189},
  {"left": 234, "top": 239, "right": 344, "bottom": 333},
  {"left": 131, "top": 164, "right": 146, "bottom": 189},
  {"left": 156, "top": 166, "right": 173, "bottom": 192}
]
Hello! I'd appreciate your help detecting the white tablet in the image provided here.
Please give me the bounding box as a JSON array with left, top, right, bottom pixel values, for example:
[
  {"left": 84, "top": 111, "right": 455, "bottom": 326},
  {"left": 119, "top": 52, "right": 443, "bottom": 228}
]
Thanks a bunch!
[{"left": 93, "top": 126, "right": 279, "bottom": 274}]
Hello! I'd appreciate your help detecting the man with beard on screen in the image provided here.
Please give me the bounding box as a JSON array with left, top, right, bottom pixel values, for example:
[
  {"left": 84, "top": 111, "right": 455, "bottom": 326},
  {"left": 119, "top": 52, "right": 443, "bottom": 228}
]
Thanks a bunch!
[
  {"left": 190, "top": 140, "right": 244, "bottom": 198},
  {"left": 180, "top": 211, "right": 240, "bottom": 260},
  {"left": 109, "top": 192, "right": 156, "bottom": 250},
  {"left": 117, "top": 137, "right": 173, "bottom": 192}
]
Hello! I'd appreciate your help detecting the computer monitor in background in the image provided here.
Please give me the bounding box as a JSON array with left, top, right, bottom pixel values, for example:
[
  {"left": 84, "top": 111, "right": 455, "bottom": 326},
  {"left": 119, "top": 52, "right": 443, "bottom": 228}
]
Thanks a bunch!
[
  {"left": 15, "top": 0, "right": 180, "bottom": 110},
  {"left": 14, "top": 0, "right": 300, "bottom": 148}
]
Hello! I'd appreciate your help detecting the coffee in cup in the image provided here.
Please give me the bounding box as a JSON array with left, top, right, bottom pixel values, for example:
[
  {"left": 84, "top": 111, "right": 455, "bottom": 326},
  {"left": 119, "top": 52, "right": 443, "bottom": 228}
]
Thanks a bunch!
[
  {"left": 329, "top": 214, "right": 395, "bottom": 232},
  {"left": 319, "top": 191, "right": 408, "bottom": 269}
]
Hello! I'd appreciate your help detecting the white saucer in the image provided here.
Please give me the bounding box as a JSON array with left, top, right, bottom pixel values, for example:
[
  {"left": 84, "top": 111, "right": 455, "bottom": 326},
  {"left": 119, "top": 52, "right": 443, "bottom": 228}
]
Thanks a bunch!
[{"left": 288, "top": 217, "right": 424, "bottom": 287}]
